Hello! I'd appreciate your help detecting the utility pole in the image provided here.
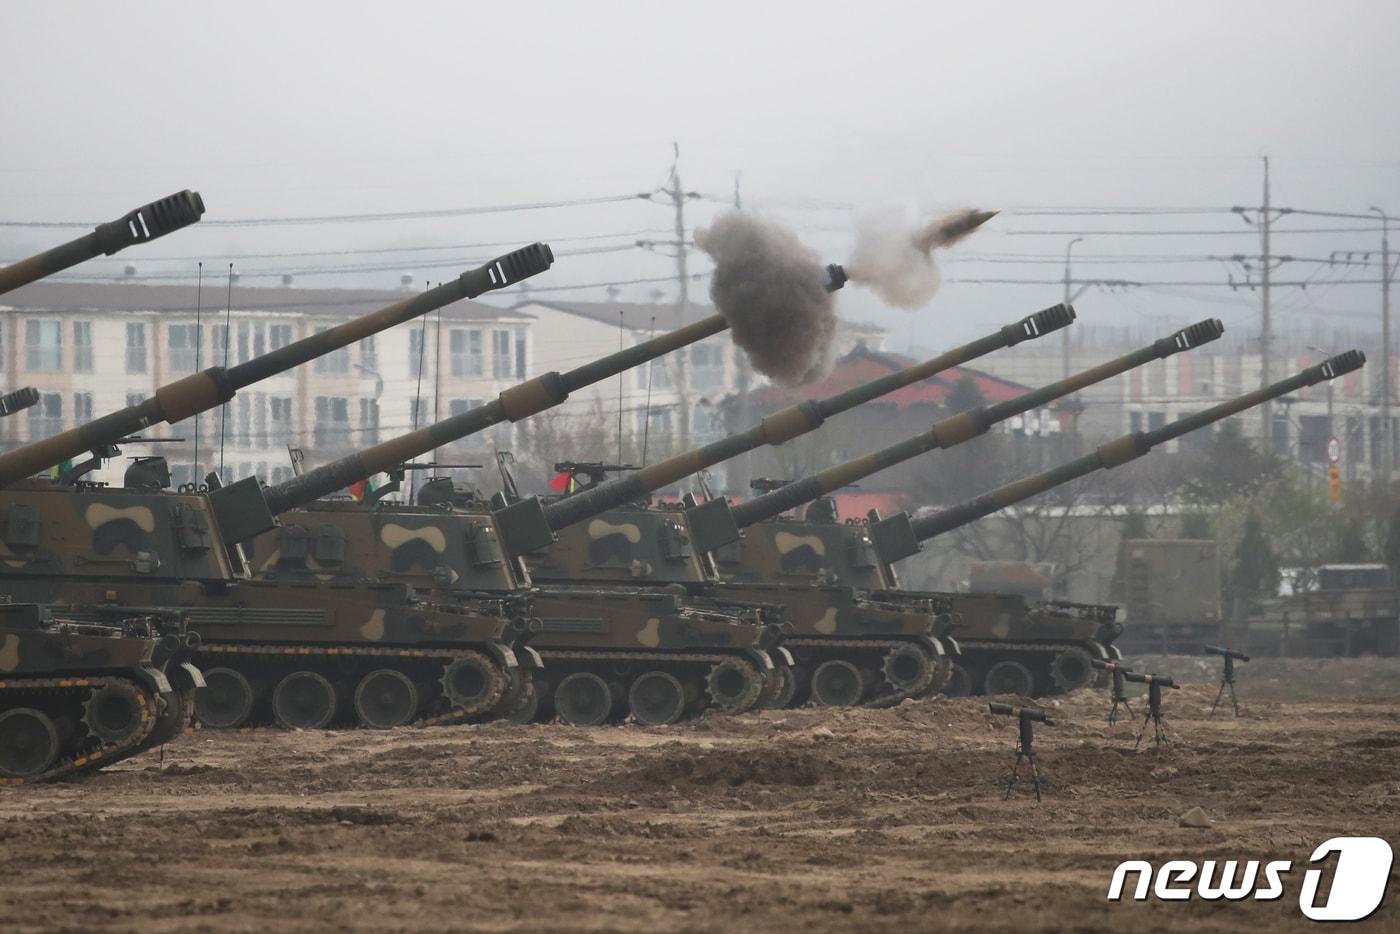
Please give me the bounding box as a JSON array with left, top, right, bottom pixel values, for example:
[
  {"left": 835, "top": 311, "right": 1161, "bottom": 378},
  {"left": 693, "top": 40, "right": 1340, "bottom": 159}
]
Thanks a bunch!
[
  {"left": 1260, "top": 156, "right": 1273, "bottom": 452},
  {"left": 1371, "top": 206, "right": 1392, "bottom": 482},
  {"left": 660, "top": 143, "right": 695, "bottom": 450},
  {"left": 1061, "top": 237, "right": 1084, "bottom": 380}
]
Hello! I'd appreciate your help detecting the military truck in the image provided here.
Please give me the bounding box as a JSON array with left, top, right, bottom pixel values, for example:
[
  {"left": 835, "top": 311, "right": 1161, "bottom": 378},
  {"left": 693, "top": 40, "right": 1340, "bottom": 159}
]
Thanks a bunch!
[
  {"left": 1114, "top": 539, "right": 1224, "bottom": 654},
  {"left": 869, "top": 351, "right": 1366, "bottom": 690},
  {"left": 0, "top": 243, "right": 556, "bottom": 731},
  {"left": 1237, "top": 563, "right": 1399, "bottom": 658}
]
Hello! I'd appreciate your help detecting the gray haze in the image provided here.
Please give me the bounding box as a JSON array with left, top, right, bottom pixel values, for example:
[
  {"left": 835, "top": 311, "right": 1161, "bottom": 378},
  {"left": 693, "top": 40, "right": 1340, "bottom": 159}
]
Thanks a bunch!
[{"left": 3, "top": 0, "right": 1399, "bottom": 352}]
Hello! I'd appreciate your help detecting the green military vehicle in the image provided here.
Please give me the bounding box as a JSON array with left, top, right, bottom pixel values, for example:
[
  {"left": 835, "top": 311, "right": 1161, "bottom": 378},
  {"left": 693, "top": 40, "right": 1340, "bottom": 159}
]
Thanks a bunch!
[
  {"left": 0, "top": 238, "right": 556, "bottom": 732},
  {"left": 1114, "top": 539, "right": 1225, "bottom": 654},
  {"left": 1238, "top": 563, "right": 1399, "bottom": 658},
  {"left": 870, "top": 350, "right": 1366, "bottom": 691}
]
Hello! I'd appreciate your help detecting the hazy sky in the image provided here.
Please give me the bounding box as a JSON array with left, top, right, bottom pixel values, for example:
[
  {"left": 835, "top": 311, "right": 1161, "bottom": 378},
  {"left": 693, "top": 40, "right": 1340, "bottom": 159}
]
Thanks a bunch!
[{"left": 4, "top": 0, "right": 1399, "bottom": 353}]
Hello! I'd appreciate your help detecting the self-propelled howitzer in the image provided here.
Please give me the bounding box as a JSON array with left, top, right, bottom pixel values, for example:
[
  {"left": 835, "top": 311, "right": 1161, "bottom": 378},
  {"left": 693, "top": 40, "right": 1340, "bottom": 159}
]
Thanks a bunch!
[
  {"left": 702, "top": 320, "right": 1226, "bottom": 703},
  {"left": 864, "top": 350, "right": 1366, "bottom": 688},
  {"left": 0, "top": 245, "right": 556, "bottom": 732},
  {"left": 0, "top": 190, "right": 205, "bottom": 296}
]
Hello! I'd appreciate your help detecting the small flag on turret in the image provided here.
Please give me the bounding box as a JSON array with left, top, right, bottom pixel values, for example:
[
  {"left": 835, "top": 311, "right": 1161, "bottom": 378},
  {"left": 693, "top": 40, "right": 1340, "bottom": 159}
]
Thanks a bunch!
[
  {"left": 548, "top": 470, "right": 574, "bottom": 493},
  {"left": 349, "top": 477, "right": 377, "bottom": 501}
]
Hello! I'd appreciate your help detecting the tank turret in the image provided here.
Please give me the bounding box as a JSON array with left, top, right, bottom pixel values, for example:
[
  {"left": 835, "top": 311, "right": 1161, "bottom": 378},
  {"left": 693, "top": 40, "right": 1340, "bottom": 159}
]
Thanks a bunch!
[{"left": 0, "top": 190, "right": 205, "bottom": 295}]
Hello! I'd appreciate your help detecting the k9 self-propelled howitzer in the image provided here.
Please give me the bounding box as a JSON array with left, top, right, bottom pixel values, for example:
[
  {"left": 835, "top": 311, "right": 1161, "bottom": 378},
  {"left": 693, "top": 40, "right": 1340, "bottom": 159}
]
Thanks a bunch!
[
  {"left": 515, "top": 305, "right": 1077, "bottom": 711},
  {"left": 0, "top": 244, "right": 556, "bottom": 733},
  {"left": 0, "top": 190, "right": 205, "bottom": 296},
  {"left": 867, "top": 350, "right": 1366, "bottom": 694},
  {"left": 703, "top": 320, "right": 1226, "bottom": 705},
  {"left": 241, "top": 268, "right": 849, "bottom": 726}
]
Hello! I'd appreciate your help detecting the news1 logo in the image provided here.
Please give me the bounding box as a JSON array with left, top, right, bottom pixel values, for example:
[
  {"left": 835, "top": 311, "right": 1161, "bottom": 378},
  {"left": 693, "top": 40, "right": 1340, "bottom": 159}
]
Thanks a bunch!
[{"left": 1107, "top": 837, "right": 1393, "bottom": 922}]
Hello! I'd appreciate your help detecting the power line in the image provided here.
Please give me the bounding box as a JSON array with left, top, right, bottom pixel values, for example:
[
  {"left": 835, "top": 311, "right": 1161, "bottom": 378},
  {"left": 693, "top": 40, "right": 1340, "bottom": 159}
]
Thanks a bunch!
[{"left": 0, "top": 193, "right": 654, "bottom": 229}]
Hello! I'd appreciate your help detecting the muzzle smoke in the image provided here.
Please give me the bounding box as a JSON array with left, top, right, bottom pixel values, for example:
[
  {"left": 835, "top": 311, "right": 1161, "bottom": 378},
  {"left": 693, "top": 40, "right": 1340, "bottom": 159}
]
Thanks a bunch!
[
  {"left": 846, "top": 207, "right": 996, "bottom": 309},
  {"left": 694, "top": 211, "right": 837, "bottom": 386}
]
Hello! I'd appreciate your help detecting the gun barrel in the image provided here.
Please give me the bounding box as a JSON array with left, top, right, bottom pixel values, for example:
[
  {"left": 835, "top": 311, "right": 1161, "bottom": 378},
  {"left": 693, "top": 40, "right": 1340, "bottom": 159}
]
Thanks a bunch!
[
  {"left": 868, "top": 350, "right": 1364, "bottom": 559},
  {"left": 0, "top": 190, "right": 205, "bottom": 296},
  {"left": 0, "top": 243, "right": 553, "bottom": 487},
  {"left": 261, "top": 263, "right": 852, "bottom": 519},
  {"left": 732, "top": 318, "right": 1226, "bottom": 529},
  {"left": 541, "top": 304, "right": 1075, "bottom": 533}
]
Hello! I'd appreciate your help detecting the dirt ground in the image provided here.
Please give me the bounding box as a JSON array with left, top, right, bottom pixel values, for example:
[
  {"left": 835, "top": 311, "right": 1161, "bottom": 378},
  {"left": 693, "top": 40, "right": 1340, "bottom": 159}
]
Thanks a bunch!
[{"left": 1, "top": 657, "right": 1397, "bottom": 933}]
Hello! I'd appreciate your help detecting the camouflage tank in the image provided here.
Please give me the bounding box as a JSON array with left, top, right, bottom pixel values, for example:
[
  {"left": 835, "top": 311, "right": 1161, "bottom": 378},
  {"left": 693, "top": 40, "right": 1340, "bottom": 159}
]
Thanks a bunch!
[
  {"left": 690, "top": 320, "right": 1226, "bottom": 703},
  {"left": 0, "top": 190, "right": 205, "bottom": 296},
  {"left": 868, "top": 350, "right": 1366, "bottom": 695},
  {"left": 0, "top": 243, "right": 556, "bottom": 731},
  {"left": 246, "top": 301, "right": 1077, "bottom": 724}
]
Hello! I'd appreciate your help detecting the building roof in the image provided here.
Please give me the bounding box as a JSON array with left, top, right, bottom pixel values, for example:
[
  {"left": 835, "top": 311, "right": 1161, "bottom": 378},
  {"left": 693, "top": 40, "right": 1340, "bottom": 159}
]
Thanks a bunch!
[
  {"left": 742, "top": 344, "right": 1032, "bottom": 411},
  {"left": 516, "top": 298, "right": 886, "bottom": 336},
  {"left": 0, "top": 281, "right": 531, "bottom": 321}
]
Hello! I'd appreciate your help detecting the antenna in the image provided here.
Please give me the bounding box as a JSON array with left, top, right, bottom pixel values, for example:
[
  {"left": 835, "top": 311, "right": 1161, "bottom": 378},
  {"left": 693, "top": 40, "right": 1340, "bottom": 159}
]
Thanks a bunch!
[
  {"left": 193, "top": 260, "right": 203, "bottom": 484},
  {"left": 217, "top": 263, "right": 233, "bottom": 482},
  {"left": 641, "top": 314, "right": 657, "bottom": 465},
  {"left": 617, "top": 309, "right": 624, "bottom": 465},
  {"left": 408, "top": 282, "right": 429, "bottom": 503}
]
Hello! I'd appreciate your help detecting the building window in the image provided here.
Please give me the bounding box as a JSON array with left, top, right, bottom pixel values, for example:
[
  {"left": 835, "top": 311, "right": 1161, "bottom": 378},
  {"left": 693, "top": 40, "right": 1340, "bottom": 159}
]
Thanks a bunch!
[
  {"left": 450, "top": 328, "right": 483, "bottom": 377},
  {"left": 126, "top": 322, "right": 147, "bottom": 373},
  {"left": 359, "top": 398, "right": 380, "bottom": 444},
  {"left": 269, "top": 396, "right": 293, "bottom": 445},
  {"left": 409, "top": 327, "right": 427, "bottom": 378},
  {"left": 313, "top": 396, "right": 351, "bottom": 447},
  {"left": 448, "top": 398, "right": 483, "bottom": 417},
  {"left": 1129, "top": 411, "right": 1143, "bottom": 433},
  {"left": 73, "top": 391, "right": 93, "bottom": 422},
  {"left": 269, "top": 324, "right": 292, "bottom": 351},
  {"left": 1298, "top": 415, "right": 1330, "bottom": 464},
  {"left": 361, "top": 334, "right": 377, "bottom": 373},
  {"left": 1148, "top": 411, "right": 1167, "bottom": 431},
  {"left": 636, "top": 357, "right": 671, "bottom": 391},
  {"left": 169, "top": 323, "right": 199, "bottom": 372},
  {"left": 492, "top": 329, "right": 512, "bottom": 379},
  {"left": 25, "top": 320, "right": 61, "bottom": 372},
  {"left": 314, "top": 327, "right": 350, "bottom": 374},
  {"left": 1272, "top": 413, "right": 1290, "bottom": 456},
  {"left": 691, "top": 343, "right": 724, "bottom": 390},
  {"left": 232, "top": 321, "right": 266, "bottom": 364},
  {"left": 514, "top": 328, "right": 527, "bottom": 379},
  {"left": 410, "top": 397, "right": 428, "bottom": 428},
  {"left": 72, "top": 321, "right": 93, "bottom": 373},
  {"left": 28, "top": 392, "right": 62, "bottom": 439}
]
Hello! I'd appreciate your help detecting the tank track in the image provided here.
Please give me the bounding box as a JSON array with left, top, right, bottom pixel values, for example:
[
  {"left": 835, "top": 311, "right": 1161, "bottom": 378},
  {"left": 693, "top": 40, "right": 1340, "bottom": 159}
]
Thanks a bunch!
[
  {"left": 195, "top": 642, "right": 514, "bottom": 728},
  {"left": 0, "top": 676, "right": 157, "bottom": 785},
  {"left": 535, "top": 649, "right": 768, "bottom": 716},
  {"left": 783, "top": 636, "right": 943, "bottom": 709},
  {"left": 952, "top": 639, "right": 1110, "bottom": 696}
]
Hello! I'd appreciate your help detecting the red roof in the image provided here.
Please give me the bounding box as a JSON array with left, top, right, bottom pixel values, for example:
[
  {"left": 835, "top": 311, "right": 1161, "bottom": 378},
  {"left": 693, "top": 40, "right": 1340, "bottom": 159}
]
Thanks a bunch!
[{"left": 744, "top": 345, "right": 1032, "bottom": 411}]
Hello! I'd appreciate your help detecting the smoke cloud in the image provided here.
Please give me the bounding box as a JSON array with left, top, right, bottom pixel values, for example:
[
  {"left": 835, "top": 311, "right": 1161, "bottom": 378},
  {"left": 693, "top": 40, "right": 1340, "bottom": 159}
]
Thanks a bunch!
[
  {"left": 846, "top": 207, "right": 995, "bottom": 310},
  {"left": 694, "top": 211, "right": 837, "bottom": 387}
]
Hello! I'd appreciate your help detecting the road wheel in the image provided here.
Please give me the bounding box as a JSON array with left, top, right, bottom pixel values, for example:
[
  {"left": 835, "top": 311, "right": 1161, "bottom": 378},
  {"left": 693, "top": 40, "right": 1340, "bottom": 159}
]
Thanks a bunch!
[
  {"left": 505, "top": 677, "right": 542, "bottom": 724},
  {"left": 82, "top": 681, "right": 149, "bottom": 745},
  {"left": 146, "top": 687, "right": 195, "bottom": 747},
  {"left": 983, "top": 660, "right": 1035, "bottom": 698},
  {"left": 439, "top": 653, "right": 506, "bottom": 713},
  {"left": 942, "top": 662, "right": 974, "bottom": 698},
  {"left": 272, "top": 671, "right": 339, "bottom": 730},
  {"left": 1049, "top": 647, "right": 1095, "bottom": 693},
  {"left": 811, "top": 659, "right": 867, "bottom": 707},
  {"left": 353, "top": 669, "right": 420, "bottom": 729},
  {"left": 194, "top": 667, "right": 257, "bottom": 730},
  {"left": 554, "top": 672, "right": 614, "bottom": 726},
  {"left": 882, "top": 643, "right": 934, "bottom": 694},
  {"left": 629, "top": 670, "right": 688, "bottom": 726},
  {"left": 706, "top": 659, "right": 763, "bottom": 712},
  {"left": 0, "top": 708, "right": 60, "bottom": 779},
  {"left": 760, "top": 665, "right": 798, "bottom": 709}
]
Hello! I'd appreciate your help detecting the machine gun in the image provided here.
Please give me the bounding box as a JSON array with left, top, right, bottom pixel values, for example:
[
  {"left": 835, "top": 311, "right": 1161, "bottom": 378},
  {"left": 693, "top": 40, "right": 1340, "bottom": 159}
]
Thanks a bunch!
[
  {"left": 551, "top": 461, "right": 638, "bottom": 493},
  {"left": 0, "top": 190, "right": 205, "bottom": 295}
]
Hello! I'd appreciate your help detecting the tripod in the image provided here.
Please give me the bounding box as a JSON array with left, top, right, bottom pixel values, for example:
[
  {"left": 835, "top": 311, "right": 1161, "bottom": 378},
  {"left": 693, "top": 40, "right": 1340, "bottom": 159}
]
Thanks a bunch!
[
  {"left": 1004, "top": 714, "right": 1046, "bottom": 802},
  {"left": 1210, "top": 655, "right": 1240, "bottom": 717},
  {"left": 1134, "top": 681, "right": 1170, "bottom": 750},
  {"left": 1108, "top": 667, "right": 1135, "bottom": 726}
]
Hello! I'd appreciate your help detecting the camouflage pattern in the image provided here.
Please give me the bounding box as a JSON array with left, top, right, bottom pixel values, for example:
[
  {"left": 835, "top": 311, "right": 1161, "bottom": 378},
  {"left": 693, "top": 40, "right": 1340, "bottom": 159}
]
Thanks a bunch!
[
  {"left": 0, "top": 603, "right": 175, "bottom": 783},
  {"left": 245, "top": 498, "right": 779, "bottom": 725}
]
